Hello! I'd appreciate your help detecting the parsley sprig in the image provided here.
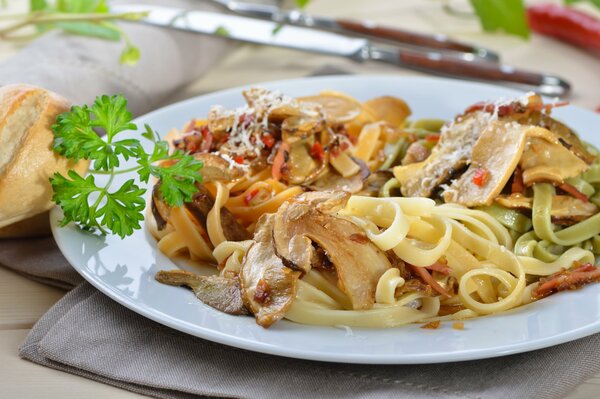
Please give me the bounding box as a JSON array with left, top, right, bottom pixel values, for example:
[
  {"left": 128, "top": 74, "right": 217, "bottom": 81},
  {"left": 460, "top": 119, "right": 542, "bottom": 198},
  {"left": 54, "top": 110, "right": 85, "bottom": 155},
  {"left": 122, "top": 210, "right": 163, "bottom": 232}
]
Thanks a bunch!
[{"left": 50, "top": 94, "right": 203, "bottom": 238}]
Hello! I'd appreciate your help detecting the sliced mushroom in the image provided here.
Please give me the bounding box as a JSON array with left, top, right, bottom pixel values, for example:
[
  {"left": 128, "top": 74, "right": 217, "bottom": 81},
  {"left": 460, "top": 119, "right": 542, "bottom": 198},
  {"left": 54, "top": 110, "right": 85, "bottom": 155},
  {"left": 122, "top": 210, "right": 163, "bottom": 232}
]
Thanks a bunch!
[
  {"left": 155, "top": 270, "right": 248, "bottom": 315},
  {"left": 307, "top": 168, "right": 364, "bottom": 194},
  {"left": 517, "top": 112, "right": 596, "bottom": 165},
  {"left": 193, "top": 153, "right": 244, "bottom": 183},
  {"left": 496, "top": 194, "right": 598, "bottom": 225},
  {"left": 394, "top": 110, "right": 490, "bottom": 198},
  {"left": 185, "top": 184, "right": 250, "bottom": 242},
  {"left": 272, "top": 192, "right": 392, "bottom": 310},
  {"left": 151, "top": 182, "right": 170, "bottom": 230},
  {"left": 401, "top": 141, "right": 431, "bottom": 165},
  {"left": 442, "top": 121, "right": 531, "bottom": 207},
  {"left": 239, "top": 214, "right": 301, "bottom": 327},
  {"left": 297, "top": 92, "right": 362, "bottom": 124},
  {"left": 519, "top": 129, "right": 589, "bottom": 186}
]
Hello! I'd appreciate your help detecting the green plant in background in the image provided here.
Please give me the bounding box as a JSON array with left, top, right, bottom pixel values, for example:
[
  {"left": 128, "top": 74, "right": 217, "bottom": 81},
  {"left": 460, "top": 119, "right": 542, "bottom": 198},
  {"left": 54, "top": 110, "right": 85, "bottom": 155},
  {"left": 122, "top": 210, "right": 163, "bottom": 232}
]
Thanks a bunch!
[
  {"left": 469, "top": 0, "right": 600, "bottom": 38},
  {"left": 0, "top": 0, "right": 147, "bottom": 65}
]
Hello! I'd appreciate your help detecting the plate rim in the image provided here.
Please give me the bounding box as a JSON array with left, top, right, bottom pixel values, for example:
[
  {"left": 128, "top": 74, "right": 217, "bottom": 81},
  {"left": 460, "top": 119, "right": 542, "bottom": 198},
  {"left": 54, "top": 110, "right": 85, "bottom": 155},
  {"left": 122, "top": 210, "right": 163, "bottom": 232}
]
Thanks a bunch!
[{"left": 51, "top": 74, "right": 600, "bottom": 364}]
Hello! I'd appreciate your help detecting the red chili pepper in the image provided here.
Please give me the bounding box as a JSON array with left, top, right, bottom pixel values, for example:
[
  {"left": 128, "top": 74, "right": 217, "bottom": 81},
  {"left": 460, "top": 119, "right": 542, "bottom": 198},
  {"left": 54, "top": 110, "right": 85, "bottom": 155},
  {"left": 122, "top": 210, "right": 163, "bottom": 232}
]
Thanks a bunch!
[
  {"left": 425, "top": 134, "right": 440, "bottom": 143},
  {"left": 244, "top": 189, "right": 260, "bottom": 206},
  {"left": 527, "top": 4, "right": 600, "bottom": 52},
  {"left": 310, "top": 142, "right": 325, "bottom": 161},
  {"left": 272, "top": 141, "right": 290, "bottom": 181},
  {"left": 511, "top": 166, "right": 525, "bottom": 194},
  {"left": 558, "top": 182, "right": 589, "bottom": 202},
  {"left": 261, "top": 134, "right": 275, "bottom": 149},
  {"left": 234, "top": 155, "right": 245, "bottom": 164},
  {"left": 472, "top": 168, "right": 489, "bottom": 187}
]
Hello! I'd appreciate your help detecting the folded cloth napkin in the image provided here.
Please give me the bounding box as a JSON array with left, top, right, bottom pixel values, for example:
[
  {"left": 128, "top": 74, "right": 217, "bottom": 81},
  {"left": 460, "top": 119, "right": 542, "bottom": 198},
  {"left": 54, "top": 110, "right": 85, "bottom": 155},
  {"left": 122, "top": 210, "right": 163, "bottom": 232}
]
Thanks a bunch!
[
  {"left": 0, "top": 0, "right": 233, "bottom": 116},
  {"left": 17, "top": 280, "right": 600, "bottom": 399}
]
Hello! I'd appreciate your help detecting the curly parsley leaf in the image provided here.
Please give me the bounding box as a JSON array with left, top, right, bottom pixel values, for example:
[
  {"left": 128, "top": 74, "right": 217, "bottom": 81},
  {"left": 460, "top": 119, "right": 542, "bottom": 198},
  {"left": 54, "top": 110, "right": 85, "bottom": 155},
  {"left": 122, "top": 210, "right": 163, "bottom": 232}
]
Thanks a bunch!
[{"left": 50, "top": 94, "right": 203, "bottom": 238}]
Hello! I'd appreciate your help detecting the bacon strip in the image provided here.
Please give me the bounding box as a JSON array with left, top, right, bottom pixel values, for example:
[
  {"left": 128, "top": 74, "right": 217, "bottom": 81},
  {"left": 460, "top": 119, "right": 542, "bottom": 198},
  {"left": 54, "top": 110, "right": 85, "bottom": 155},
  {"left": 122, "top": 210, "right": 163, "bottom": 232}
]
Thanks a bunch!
[
  {"left": 558, "top": 182, "right": 589, "bottom": 203},
  {"left": 533, "top": 263, "right": 600, "bottom": 299},
  {"left": 409, "top": 265, "right": 452, "bottom": 298}
]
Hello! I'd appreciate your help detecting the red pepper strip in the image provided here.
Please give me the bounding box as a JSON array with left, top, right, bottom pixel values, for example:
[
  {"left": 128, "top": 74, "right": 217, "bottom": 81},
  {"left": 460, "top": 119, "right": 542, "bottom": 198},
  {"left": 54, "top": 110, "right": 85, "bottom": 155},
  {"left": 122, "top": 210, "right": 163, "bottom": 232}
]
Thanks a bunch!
[
  {"left": 425, "top": 134, "right": 440, "bottom": 143},
  {"left": 425, "top": 262, "right": 452, "bottom": 275},
  {"left": 310, "top": 142, "right": 325, "bottom": 161},
  {"left": 533, "top": 263, "right": 600, "bottom": 299},
  {"left": 511, "top": 166, "right": 525, "bottom": 194},
  {"left": 244, "top": 189, "right": 260, "bottom": 206},
  {"left": 272, "top": 141, "right": 290, "bottom": 181},
  {"left": 261, "top": 134, "right": 275, "bottom": 149},
  {"left": 234, "top": 155, "right": 245, "bottom": 164},
  {"left": 527, "top": 4, "right": 600, "bottom": 52},
  {"left": 409, "top": 265, "right": 452, "bottom": 298},
  {"left": 558, "top": 182, "right": 589, "bottom": 202},
  {"left": 472, "top": 168, "right": 489, "bottom": 187}
]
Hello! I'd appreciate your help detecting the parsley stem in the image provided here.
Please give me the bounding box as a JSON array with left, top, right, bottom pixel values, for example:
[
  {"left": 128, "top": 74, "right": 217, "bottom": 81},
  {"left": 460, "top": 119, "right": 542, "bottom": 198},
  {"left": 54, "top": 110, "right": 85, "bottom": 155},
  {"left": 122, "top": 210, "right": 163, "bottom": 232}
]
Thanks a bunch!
[
  {"left": 89, "top": 166, "right": 140, "bottom": 175},
  {"left": 0, "top": 11, "right": 148, "bottom": 38}
]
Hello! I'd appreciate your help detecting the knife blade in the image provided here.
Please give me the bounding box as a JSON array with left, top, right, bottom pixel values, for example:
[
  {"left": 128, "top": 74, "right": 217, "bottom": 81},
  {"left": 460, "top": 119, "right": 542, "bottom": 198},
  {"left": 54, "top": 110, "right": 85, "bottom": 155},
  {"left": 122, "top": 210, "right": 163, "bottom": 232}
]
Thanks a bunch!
[
  {"left": 210, "top": 0, "right": 500, "bottom": 62},
  {"left": 112, "top": 4, "right": 570, "bottom": 96}
]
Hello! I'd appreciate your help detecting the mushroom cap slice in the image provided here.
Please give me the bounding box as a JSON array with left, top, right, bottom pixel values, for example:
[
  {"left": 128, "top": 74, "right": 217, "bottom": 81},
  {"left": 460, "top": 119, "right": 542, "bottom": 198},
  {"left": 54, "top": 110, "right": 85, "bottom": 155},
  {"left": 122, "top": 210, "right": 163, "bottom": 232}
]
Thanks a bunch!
[
  {"left": 155, "top": 270, "right": 248, "bottom": 315},
  {"left": 240, "top": 214, "right": 301, "bottom": 327},
  {"left": 297, "top": 92, "right": 362, "bottom": 124},
  {"left": 272, "top": 192, "right": 392, "bottom": 310}
]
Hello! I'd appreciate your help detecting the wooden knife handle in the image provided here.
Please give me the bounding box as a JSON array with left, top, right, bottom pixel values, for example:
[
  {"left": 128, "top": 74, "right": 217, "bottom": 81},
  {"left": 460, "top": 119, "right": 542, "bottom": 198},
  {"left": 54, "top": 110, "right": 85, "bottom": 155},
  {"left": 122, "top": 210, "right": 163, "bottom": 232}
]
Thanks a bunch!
[
  {"left": 397, "top": 51, "right": 570, "bottom": 96},
  {"left": 337, "top": 18, "right": 483, "bottom": 55}
]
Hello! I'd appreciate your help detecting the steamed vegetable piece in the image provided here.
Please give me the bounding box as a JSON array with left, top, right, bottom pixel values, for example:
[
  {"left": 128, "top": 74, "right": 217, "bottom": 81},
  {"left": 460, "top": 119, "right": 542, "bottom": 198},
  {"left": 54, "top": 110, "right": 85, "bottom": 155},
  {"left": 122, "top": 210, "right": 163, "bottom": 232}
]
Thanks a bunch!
[{"left": 51, "top": 95, "right": 203, "bottom": 238}]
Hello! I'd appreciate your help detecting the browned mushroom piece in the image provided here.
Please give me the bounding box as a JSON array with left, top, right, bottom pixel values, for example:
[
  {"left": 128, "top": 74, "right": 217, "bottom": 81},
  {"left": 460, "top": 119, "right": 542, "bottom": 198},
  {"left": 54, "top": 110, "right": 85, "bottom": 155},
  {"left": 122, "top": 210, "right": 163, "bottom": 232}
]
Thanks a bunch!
[
  {"left": 271, "top": 191, "right": 392, "bottom": 310},
  {"left": 394, "top": 110, "right": 489, "bottom": 198},
  {"left": 239, "top": 214, "right": 301, "bottom": 327},
  {"left": 155, "top": 270, "right": 249, "bottom": 315},
  {"left": 519, "top": 129, "right": 589, "bottom": 186},
  {"left": 495, "top": 194, "right": 598, "bottom": 225},
  {"left": 192, "top": 153, "right": 244, "bottom": 183},
  {"left": 401, "top": 142, "right": 431, "bottom": 165},
  {"left": 516, "top": 112, "right": 596, "bottom": 165},
  {"left": 151, "top": 182, "right": 170, "bottom": 231},
  {"left": 307, "top": 169, "right": 364, "bottom": 194},
  {"left": 185, "top": 184, "right": 250, "bottom": 242}
]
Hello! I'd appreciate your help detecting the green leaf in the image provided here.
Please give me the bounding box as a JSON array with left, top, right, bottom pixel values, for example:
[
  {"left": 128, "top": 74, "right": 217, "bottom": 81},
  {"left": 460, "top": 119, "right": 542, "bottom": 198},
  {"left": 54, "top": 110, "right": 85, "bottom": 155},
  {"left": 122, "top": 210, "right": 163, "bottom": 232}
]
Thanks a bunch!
[
  {"left": 90, "top": 94, "right": 137, "bottom": 141},
  {"left": 96, "top": 179, "right": 146, "bottom": 238},
  {"left": 470, "top": 0, "right": 530, "bottom": 39},
  {"left": 50, "top": 170, "right": 103, "bottom": 231},
  {"left": 120, "top": 44, "right": 141, "bottom": 66},
  {"left": 56, "top": 0, "right": 105, "bottom": 13},
  {"left": 272, "top": 23, "right": 284, "bottom": 35},
  {"left": 294, "top": 0, "right": 311, "bottom": 9},
  {"left": 149, "top": 154, "right": 203, "bottom": 207},
  {"left": 55, "top": 21, "right": 121, "bottom": 41},
  {"left": 214, "top": 25, "right": 231, "bottom": 37},
  {"left": 30, "top": 0, "right": 49, "bottom": 11},
  {"left": 564, "top": 0, "right": 600, "bottom": 8}
]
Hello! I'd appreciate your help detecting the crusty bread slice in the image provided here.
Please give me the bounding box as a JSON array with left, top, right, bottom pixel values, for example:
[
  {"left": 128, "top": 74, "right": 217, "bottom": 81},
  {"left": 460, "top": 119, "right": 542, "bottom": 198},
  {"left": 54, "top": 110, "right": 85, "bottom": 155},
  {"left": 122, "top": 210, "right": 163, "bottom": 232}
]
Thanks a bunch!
[{"left": 0, "top": 84, "right": 88, "bottom": 237}]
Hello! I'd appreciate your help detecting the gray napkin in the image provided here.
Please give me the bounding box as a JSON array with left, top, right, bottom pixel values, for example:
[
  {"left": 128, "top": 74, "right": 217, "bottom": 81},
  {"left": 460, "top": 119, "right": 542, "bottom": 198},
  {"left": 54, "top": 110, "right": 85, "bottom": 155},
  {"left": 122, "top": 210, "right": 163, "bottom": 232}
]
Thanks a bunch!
[
  {"left": 0, "top": 0, "right": 233, "bottom": 116},
  {"left": 19, "top": 281, "right": 600, "bottom": 399}
]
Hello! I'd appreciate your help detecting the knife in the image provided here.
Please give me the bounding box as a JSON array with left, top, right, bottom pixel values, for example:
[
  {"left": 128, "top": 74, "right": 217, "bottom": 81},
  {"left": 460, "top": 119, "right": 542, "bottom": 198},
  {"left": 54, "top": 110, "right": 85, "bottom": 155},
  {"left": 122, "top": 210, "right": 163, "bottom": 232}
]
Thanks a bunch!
[
  {"left": 112, "top": 4, "right": 571, "bottom": 96},
  {"left": 207, "top": 0, "right": 501, "bottom": 63}
]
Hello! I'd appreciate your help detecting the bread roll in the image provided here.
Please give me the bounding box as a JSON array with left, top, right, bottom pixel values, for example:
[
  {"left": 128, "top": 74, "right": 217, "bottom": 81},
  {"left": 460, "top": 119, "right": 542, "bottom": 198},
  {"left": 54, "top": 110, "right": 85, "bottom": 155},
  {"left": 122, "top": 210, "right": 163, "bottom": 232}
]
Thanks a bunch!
[{"left": 0, "top": 84, "right": 89, "bottom": 238}]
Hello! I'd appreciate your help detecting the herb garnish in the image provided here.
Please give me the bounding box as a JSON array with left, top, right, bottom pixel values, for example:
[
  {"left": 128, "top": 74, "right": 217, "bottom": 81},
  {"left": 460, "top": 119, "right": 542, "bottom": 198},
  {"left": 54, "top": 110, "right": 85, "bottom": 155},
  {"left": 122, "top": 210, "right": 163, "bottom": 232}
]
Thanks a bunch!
[{"left": 50, "top": 94, "right": 203, "bottom": 238}]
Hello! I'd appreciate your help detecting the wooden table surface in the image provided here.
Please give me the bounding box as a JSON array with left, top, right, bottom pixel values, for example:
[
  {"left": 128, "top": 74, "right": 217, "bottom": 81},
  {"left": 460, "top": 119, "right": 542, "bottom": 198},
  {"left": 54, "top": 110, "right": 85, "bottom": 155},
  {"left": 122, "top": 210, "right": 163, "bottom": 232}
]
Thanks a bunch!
[{"left": 1, "top": 0, "right": 600, "bottom": 397}]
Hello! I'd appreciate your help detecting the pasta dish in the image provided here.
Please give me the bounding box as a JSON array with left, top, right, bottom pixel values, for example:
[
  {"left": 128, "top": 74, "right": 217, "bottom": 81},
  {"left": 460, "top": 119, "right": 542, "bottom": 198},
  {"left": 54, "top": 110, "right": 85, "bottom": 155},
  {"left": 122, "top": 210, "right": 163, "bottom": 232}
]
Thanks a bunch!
[{"left": 147, "top": 88, "right": 600, "bottom": 328}]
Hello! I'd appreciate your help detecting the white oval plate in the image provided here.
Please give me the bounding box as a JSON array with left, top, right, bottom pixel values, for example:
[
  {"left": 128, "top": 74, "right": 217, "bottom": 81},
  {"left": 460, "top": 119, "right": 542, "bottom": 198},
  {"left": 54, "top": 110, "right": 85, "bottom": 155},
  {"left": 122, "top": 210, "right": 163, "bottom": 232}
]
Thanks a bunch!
[{"left": 51, "top": 75, "right": 600, "bottom": 364}]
